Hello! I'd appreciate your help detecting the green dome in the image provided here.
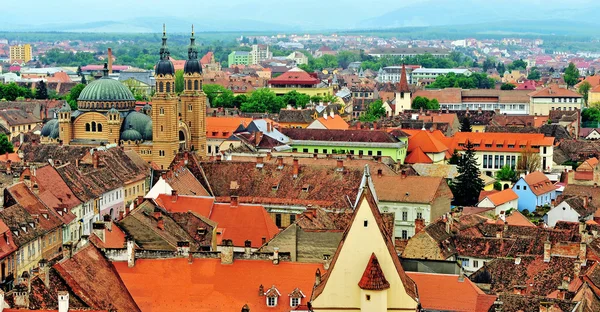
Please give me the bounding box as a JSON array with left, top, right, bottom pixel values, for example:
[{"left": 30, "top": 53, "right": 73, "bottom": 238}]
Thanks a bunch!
[
  {"left": 41, "top": 119, "right": 58, "bottom": 137},
  {"left": 123, "top": 111, "right": 152, "bottom": 136},
  {"left": 49, "top": 125, "right": 59, "bottom": 139},
  {"left": 78, "top": 78, "right": 135, "bottom": 102},
  {"left": 143, "top": 120, "right": 153, "bottom": 140},
  {"left": 121, "top": 129, "right": 143, "bottom": 142}
]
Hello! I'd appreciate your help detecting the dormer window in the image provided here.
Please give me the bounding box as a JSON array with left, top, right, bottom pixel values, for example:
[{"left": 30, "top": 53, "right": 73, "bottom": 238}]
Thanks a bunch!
[
  {"left": 290, "top": 297, "right": 300, "bottom": 307},
  {"left": 264, "top": 285, "right": 280, "bottom": 307},
  {"left": 267, "top": 297, "right": 277, "bottom": 307}
]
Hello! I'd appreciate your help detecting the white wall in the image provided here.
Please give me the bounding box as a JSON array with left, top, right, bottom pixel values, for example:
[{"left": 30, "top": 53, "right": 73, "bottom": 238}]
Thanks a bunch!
[{"left": 546, "top": 201, "right": 582, "bottom": 227}]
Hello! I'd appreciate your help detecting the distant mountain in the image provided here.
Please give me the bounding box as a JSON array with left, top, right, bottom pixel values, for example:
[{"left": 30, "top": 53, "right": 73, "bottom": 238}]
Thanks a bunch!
[{"left": 357, "top": 0, "right": 600, "bottom": 29}]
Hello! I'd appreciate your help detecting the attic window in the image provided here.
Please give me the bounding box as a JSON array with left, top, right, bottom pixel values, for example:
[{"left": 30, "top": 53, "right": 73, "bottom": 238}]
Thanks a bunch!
[
  {"left": 364, "top": 219, "right": 368, "bottom": 227},
  {"left": 12, "top": 231, "right": 18, "bottom": 236},
  {"left": 267, "top": 297, "right": 277, "bottom": 307},
  {"left": 42, "top": 213, "right": 48, "bottom": 219},
  {"left": 302, "top": 184, "right": 310, "bottom": 192},
  {"left": 197, "top": 227, "right": 206, "bottom": 235},
  {"left": 496, "top": 144, "right": 503, "bottom": 148},
  {"left": 508, "top": 145, "right": 515, "bottom": 148},
  {"left": 485, "top": 144, "right": 492, "bottom": 148},
  {"left": 272, "top": 183, "right": 280, "bottom": 191},
  {"left": 520, "top": 145, "right": 526, "bottom": 148},
  {"left": 21, "top": 226, "right": 26, "bottom": 233}
]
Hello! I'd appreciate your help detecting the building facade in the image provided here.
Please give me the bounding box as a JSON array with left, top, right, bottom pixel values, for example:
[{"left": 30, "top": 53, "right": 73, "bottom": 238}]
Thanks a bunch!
[{"left": 9, "top": 44, "right": 32, "bottom": 63}]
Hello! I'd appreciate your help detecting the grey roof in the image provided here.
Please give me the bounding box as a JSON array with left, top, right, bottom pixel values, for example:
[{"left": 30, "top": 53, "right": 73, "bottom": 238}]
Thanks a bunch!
[
  {"left": 246, "top": 119, "right": 290, "bottom": 144},
  {"left": 118, "top": 70, "right": 154, "bottom": 86}
]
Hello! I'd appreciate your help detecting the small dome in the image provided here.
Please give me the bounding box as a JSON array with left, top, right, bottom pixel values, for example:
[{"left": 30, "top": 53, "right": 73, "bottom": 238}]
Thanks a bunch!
[
  {"left": 41, "top": 119, "right": 58, "bottom": 137},
  {"left": 108, "top": 107, "right": 119, "bottom": 115},
  {"left": 143, "top": 120, "right": 153, "bottom": 140},
  {"left": 78, "top": 78, "right": 135, "bottom": 102},
  {"left": 59, "top": 103, "right": 71, "bottom": 112},
  {"left": 120, "top": 129, "right": 143, "bottom": 142},
  {"left": 184, "top": 60, "right": 201, "bottom": 75},
  {"left": 49, "top": 125, "right": 59, "bottom": 139},
  {"left": 122, "top": 111, "right": 152, "bottom": 135},
  {"left": 155, "top": 60, "right": 175, "bottom": 76}
]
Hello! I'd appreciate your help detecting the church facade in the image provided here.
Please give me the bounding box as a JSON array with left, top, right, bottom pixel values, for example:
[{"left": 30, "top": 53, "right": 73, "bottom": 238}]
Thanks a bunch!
[{"left": 41, "top": 26, "right": 207, "bottom": 169}]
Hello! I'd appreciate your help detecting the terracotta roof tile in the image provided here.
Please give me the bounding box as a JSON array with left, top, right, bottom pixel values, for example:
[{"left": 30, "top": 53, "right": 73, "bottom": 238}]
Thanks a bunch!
[
  {"left": 206, "top": 117, "right": 253, "bottom": 139},
  {"left": 406, "top": 130, "right": 449, "bottom": 153},
  {"left": 358, "top": 253, "right": 390, "bottom": 290},
  {"left": 485, "top": 188, "right": 518, "bottom": 206},
  {"left": 523, "top": 171, "right": 555, "bottom": 196},
  {"left": 529, "top": 84, "right": 582, "bottom": 98},
  {"left": 404, "top": 146, "right": 433, "bottom": 164},
  {"left": 311, "top": 116, "right": 349, "bottom": 130},
  {"left": 268, "top": 67, "right": 320, "bottom": 85}
]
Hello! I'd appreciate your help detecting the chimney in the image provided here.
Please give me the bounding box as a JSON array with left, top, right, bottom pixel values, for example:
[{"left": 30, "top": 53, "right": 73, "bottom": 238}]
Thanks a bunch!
[
  {"left": 346, "top": 154, "right": 352, "bottom": 161},
  {"left": 266, "top": 122, "right": 271, "bottom": 132},
  {"left": 244, "top": 240, "right": 252, "bottom": 256},
  {"left": 458, "top": 267, "right": 465, "bottom": 282},
  {"left": 544, "top": 240, "right": 551, "bottom": 262},
  {"left": 414, "top": 218, "right": 425, "bottom": 235},
  {"left": 266, "top": 152, "right": 272, "bottom": 161},
  {"left": 220, "top": 239, "right": 234, "bottom": 265},
  {"left": 231, "top": 195, "right": 239, "bottom": 207},
  {"left": 157, "top": 216, "right": 165, "bottom": 230},
  {"left": 262, "top": 237, "right": 266, "bottom": 245},
  {"left": 14, "top": 287, "right": 29, "bottom": 308},
  {"left": 574, "top": 260, "right": 582, "bottom": 277},
  {"left": 496, "top": 227, "right": 503, "bottom": 238},
  {"left": 254, "top": 131, "right": 263, "bottom": 146},
  {"left": 107, "top": 48, "right": 113, "bottom": 74},
  {"left": 258, "top": 284, "right": 264, "bottom": 296},
  {"left": 92, "top": 152, "right": 99, "bottom": 169},
  {"left": 39, "top": 259, "right": 50, "bottom": 288},
  {"left": 272, "top": 247, "right": 280, "bottom": 265},
  {"left": 92, "top": 222, "right": 105, "bottom": 242},
  {"left": 377, "top": 169, "right": 383, "bottom": 177},
  {"left": 336, "top": 159, "right": 344, "bottom": 172},
  {"left": 293, "top": 158, "right": 299, "bottom": 178},
  {"left": 118, "top": 210, "right": 124, "bottom": 221},
  {"left": 557, "top": 277, "right": 570, "bottom": 300},
  {"left": 188, "top": 253, "right": 193, "bottom": 264},
  {"left": 171, "top": 189, "right": 178, "bottom": 202},
  {"left": 6, "top": 160, "right": 11, "bottom": 175},
  {"left": 401, "top": 170, "right": 407, "bottom": 179},
  {"left": 256, "top": 156, "right": 264, "bottom": 168},
  {"left": 579, "top": 242, "right": 587, "bottom": 260},
  {"left": 177, "top": 241, "right": 190, "bottom": 256},
  {"left": 58, "top": 291, "right": 69, "bottom": 312},
  {"left": 276, "top": 156, "right": 284, "bottom": 169},
  {"left": 62, "top": 243, "right": 72, "bottom": 260},
  {"left": 216, "top": 154, "right": 222, "bottom": 162},
  {"left": 127, "top": 236, "right": 135, "bottom": 267},
  {"left": 242, "top": 304, "right": 250, "bottom": 312}
]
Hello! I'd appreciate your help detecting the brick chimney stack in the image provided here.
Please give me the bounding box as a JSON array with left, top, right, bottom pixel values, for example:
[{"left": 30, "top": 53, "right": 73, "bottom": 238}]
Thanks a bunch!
[
  {"left": 220, "top": 239, "right": 234, "bottom": 265},
  {"left": 107, "top": 48, "right": 113, "bottom": 74},
  {"left": 171, "top": 190, "right": 178, "bottom": 202},
  {"left": 58, "top": 291, "right": 69, "bottom": 312},
  {"left": 92, "top": 222, "right": 105, "bottom": 242},
  {"left": 276, "top": 156, "right": 284, "bottom": 169},
  {"left": 293, "top": 158, "right": 299, "bottom": 178},
  {"left": 127, "top": 236, "right": 135, "bottom": 268},
  {"left": 414, "top": 218, "right": 425, "bottom": 235},
  {"left": 336, "top": 159, "right": 344, "bottom": 171},
  {"left": 231, "top": 195, "right": 239, "bottom": 207},
  {"left": 92, "top": 152, "right": 99, "bottom": 169}
]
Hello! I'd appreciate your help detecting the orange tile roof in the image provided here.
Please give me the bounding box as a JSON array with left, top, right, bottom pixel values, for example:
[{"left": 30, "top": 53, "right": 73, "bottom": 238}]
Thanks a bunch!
[
  {"left": 407, "top": 272, "right": 497, "bottom": 312},
  {"left": 447, "top": 132, "right": 553, "bottom": 153},
  {"left": 528, "top": 84, "right": 582, "bottom": 98},
  {"left": 313, "top": 116, "right": 349, "bottom": 130},
  {"left": 504, "top": 210, "right": 535, "bottom": 227},
  {"left": 407, "top": 130, "right": 449, "bottom": 153},
  {"left": 0, "top": 152, "right": 21, "bottom": 163},
  {"left": 358, "top": 253, "right": 390, "bottom": 290},
  {"left": 404, "top": 146, "right": 433, "bottom": 164},
  {"left": 412, "top": 88, "right": 462, "bottom": 104},
  {"left": 46, "top": 71, "right": 72, "bottom": 83},
  {"left": 114, "top": 258, "right": 322, "bottom": 312},
  {"left": 89, "top": 222, "right": 127, "bottom": 249},
  {"left": 154, "top": 195, "right": 278, "bottom": 248},
  {"left": 577, "top": 75, "right": 600, "bottom": 88},
  {"left": 523, "top": 171, "right": 555, "bottom": 196},
  {"left": 206, "top": 117, "right": 253, "bottom": 139},
  {"left": 485, "top": 188, "right": 518, "bottom": 206}
]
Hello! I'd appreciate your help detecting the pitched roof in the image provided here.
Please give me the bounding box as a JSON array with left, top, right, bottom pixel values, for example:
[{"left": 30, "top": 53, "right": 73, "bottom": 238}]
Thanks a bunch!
[
  {"left": 406, "top": 130, "right": 449, "bottom": 153},
  {"left": 398, "top": 64, "right": 409, "bottom": 93},
  {"left": 412, "top": 88, "right": 462, "bottom": 104},
  {"left": 0, "top": 109, "right": 41, "bottom": 126},
  {"left": 268, "top": 67, "right": 320, "bottom": 85},
  {"left": 561, "top": 196, "right": 596, "bottom": 217},
  {"left": 485, "top": 188, "right": 518, "bottom": 206},
  {"left": 447, "top": 132, "right": 554, "bottom": 153},
  {"left": 88, "top": 222, "right": 127, "bottom": 249},
  {"left": 523, "top": 171, "right": 555, "bottom": 196},
  {"left": 277, "top": 109, "right": 315, "bottom": 124},
  {"left": 206, "top": 116, "right": 253, "bottom": 139},
  {"left": 282, "top": 128, "right": 399, "bottom": 143},
  {"left": 528, "top": 84, "right": 582, "bottom": 98},
  {"left": 404, "top": 146, "right": 433, "bottom": 164},
  {"left": 34, "top": 165, "right": 82, "bottom": 209},
  {"left": 114, "top": 258, "right": 322, "bottom": 312},
  {"left": 164, "top": 165, "right": 210, "bottom": 197},
  {"left": 407, "top": 272, "right": 497, "bottom": 312},
  {"left": 311, "top": 116, "right": 349, "bottom": 130},
  {"left": 358, "top": 253, "right": 390, "bottom": 290},
  {"left": 53, "top": 244, "right": 141, "bottom": 311},
  {"left": 5, "top": 183, "right": 64, "bottom": 232},
  {"left": 372, "top": 175, "right": 448, "bottom": 204}
]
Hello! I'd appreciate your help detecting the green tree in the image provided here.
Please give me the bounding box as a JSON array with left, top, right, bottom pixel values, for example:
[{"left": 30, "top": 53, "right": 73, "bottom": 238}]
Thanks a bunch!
[
  {"left": 460, "top": 117, "right": 472, "bottom": 132},
  {"left": 493, "top": 181, "right": 503, "bottom": 191},
  {"left": 582, "top": 107, "right": 600, "bottom": 123},
  {"left": 322, "top": 93, "right": 339, "bottom": 104},
  {"left": 232, "top": 94, "right": 247, "bottom": 108},
  {"left": 0, "top": 134, "right": 13, "bottom": 154},
  {"left": 508, "top": 59, "right": 527, "bottom": 71},
  {"left": 202, "top": 84, "right": 229, "bottom": 106},
  {"left": 448, "top": 149, "right": 461, "bottom": 165},
  {"left": 411, "top": 96, "right": 439, "bottom": 110},
  {"left": 76, "top": 66, "right": 82, "bottom": 77},
  {"left": 564, "top": 62, "right": 580, "bottom": 87},
  {"left": 65, "top": 83, "right": 86, "bottom": 110},
  {"left": 527, "top": 68, "right": 541, "bottom": 80},
  {"left": 81, "top": 75, "right": 87, "bottom": 85},
  {"left": 500, "top": 83, "right": 516, "bottom": 90},
  {"left": 359, "top": 99, "right": 386, "bottom": 122},
  {"left": 310, "top": 95, "right": 323, "bottom": 104},
  {"left": 240, "top": 88, "right": 284, "bottom": 113},
  {"left": 579, "top": 81, "right": 592, "bottom": 105},
  {"left": 36, "top": 80, "right": 48, "bottom": 99},
  {"left": 175, "top": 70, "right": 184, "bottom": 94},
  {"left": 282, "top": 91, "right": 310, "bottom": 109},
  {"left": 495, "top": 165, "right": 517, "bottom": 182},
  {"left": 450, "top": 140, "right": 485, "bottom": 206},
  {"left": 0, "top": 83, "right": 34, "bottom": 101},
  {"left": 213, "top": 89, "right": 235, "bottom": 108}
]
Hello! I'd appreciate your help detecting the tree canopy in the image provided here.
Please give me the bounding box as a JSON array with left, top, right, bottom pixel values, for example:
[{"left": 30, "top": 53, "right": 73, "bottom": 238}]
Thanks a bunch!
[
  {"left": 500, "top": 83, "right": 516, "bottom": 90},
  {"left": 36, "top": 81, "right": 48, "bottom": 100},
  {"left": 240, "top": 88, "right": 284, "bottom": 113},
  {"left": 0, "top": 83, "right": 35, "bottom": 101},
  {"left": 0, "top": 134, "right": 13, "bottom": 155},
  {"left": 359, "top": 99, "right": 386, "bottom": 122},
  {"left": 427, "top": 72, "right": 495, "bottom": 89},
  {"left": 527, "top": 68, "right": 541, "bottom": 80},
  {"left": 460, "top": 117, "right": 472, "bottom": 132},
  {"left": 508, "top": 59, "right": 527, "bottom": 71},
  {"left": 495, "top": 165, "right": 518, "bottom": 182},
  {"left": 579, "top": 81, "right": 592, "bottom": 105},
  {"left": 66, "top": 83, "right": 86, "bottom": 110},
  {"left": 564, "top": 62, "right": 580, "bottom": 87},
  {"left": 411, "top": 96, "right": 440, "bottom": 110}
]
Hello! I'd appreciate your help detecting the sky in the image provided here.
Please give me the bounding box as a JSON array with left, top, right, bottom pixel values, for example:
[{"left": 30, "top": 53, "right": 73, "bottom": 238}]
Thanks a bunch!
[{"left": 3, "top": 0, "right": 597, "bottom": 31}]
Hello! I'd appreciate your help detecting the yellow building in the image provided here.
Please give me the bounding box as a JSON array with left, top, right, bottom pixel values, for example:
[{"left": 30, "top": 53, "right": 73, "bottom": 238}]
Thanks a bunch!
[
  {"left": 40, "top": 26, "right": 207, "bottom": 170},
  {"left": 310, "top": 166, "right": 419, "bottom": 311},
  {"left": 9, "top": 44, "right": 32, "bottom": 63}
]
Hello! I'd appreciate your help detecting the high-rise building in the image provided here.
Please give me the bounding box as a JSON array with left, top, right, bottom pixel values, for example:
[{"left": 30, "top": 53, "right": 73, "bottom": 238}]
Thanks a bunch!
[{"left": 9, "top": 44, "right": 32, "bottom": 63}]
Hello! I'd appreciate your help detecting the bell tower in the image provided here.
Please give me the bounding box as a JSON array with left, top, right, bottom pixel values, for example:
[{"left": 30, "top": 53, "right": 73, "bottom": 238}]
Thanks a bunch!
[
  {"left": 181, "top": 25, "right": 207, "bottom": 157},
  {"left": 58, "top": 103, "right": 72, "bottom": 145},
  {"left": 107, "top": 107, "right": 120, "bottom": 144},
  {"left": 152, "top": 24, "right": 179, "bottom": 170}
]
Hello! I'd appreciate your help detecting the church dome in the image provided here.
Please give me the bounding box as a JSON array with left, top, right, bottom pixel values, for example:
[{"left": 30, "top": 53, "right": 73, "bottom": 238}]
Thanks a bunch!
[
  {"left": 77, "top": 77, "right": 136, "bottom": 111},
  {"left": 41, "top": 119, "right": 58, "bottom": 137},
  {"left": 143, "top": 120, "right": 153, "bottom": 140},
  {"left": 122, "top": 111, "right": 152, "bottom": 136},
  {"left": 184, "top": 60, "right": 201, "bottom": 75},
  {"left": 121, "top": 129, "right": 143, "bottom": 142},
  {"left": 49, "top": 125, "right": 59, "bottom": 139}
]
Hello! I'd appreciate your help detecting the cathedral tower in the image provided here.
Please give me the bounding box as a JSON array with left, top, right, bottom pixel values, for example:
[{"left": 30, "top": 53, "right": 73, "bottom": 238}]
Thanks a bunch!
[
  {"left": 57, "top": 103, "right": 72, "bottom": 145},
  {"left": 152, "top": 24, "right": 179, "bottom": 169},
  {"left": 180, "top": 25, "right": 207, "bottom": 157}
]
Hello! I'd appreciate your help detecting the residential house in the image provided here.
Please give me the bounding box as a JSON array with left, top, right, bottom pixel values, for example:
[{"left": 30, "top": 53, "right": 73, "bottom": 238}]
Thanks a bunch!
[
  {"left": 278, "top": 109, "right": 316, "bottom": 129},
  {"left": 545, "top": 196, "right": 596, "bottom": 227},
  {"left": 477, "top": 188, "right": 519, "bottom": 215},
  {"left": 401, "top": 129, "right": 448, "bottom": 164},
  {"left": 0, "top": 218, "right": 17, "bottom": 287},
  {"left": 145, "top": 163, "right": 209, "bottom": 199},
  {"left": 411, "top": 68, "right": 472, "bottom": 85},
  {"left": 306, "top": 113, "right": 349, "bottom": 130},
  {"left": 376, "top": 65, "right": 419, "bottom": 84},
  {"left": 372, "top": 173, "right": 452, "bottom": 239},
  {"left": 0, "top": 109, "right": 42, "bottom": 140},
  {"left": 206, "top": 116, "right": 253, "bottom": 155},
  {"left": 512, "top": 171, "right": 557, "bottom": 211},
  {"left": 567, "top": 157, "right": 599, "bottom": 186},
  {"left": 268, "top": 67, "right": 333, "bottom": 97},
  {"left": 281, "top": 128, "right": 408, "bottom": 163},
  {"left": 119, "top": 69, "right": 155, "bottom": 96},
  {"left": 286, "top": 51, "right": 308, "bottom": 65},
  {"left": 368, "top": 47, "right": 449, "bottom": 58},
  {"left": 309, "top": 166, "right": 419, "bottom": 311},
  {"left": 529, "top": 84, "right": 583, "bottom": 116},
  {"left": 581, "top": 128, "right": 600, "bottom": 140}
]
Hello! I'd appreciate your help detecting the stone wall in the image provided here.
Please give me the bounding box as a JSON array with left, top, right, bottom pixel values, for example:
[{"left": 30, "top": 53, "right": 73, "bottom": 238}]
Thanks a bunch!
[{"left": 402, "top": 232, "right": 446, "bottom": 260}]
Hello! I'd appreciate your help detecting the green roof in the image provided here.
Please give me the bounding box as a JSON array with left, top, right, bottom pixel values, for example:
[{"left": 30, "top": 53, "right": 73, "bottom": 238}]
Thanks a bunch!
[{"left": 78, "top": 77, "right": 135, "bottom": 102}]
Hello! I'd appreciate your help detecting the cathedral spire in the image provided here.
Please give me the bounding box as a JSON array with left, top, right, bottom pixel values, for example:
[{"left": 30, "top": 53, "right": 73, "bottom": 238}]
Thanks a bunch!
[
  {"left": 159, "top": 23, "right": 170, "bottom": 61},
  {"left": 188, "top": 25, "right": 198, "bottom": 60}
]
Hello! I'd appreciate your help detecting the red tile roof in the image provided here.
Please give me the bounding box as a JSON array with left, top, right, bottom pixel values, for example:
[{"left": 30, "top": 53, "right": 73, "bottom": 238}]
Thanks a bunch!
[
  {"left": 268, "top": 67, "right": 320, "bottom": 85},
  {"left": 35, "top": 165, "right": 82, "bottom": 209},
  {"left": 312, "top": 116, "right": 349, "bottom": 130},
  {"left": 528, "top": 84, "right": 582, "bottom": 98},
  {"left": 5, "top": 183, "right": 64, "bottom": 232},
  {"left": 114, "top": 258, "right": 322, "bottom": 312},
  {"left": 398, "top": 64, "right": 409, "bottom": 93},
  {"left": 404, "top": 146, "right": 433, "bottom": 164},
  {"left": 358, "top": 253, "right": 390, "bottom": 290},
  {"left": 485, "top": 188, "right": 518, "bottom": 206},
  {"left": 206, "top": 117, "right": 253, "bottom": 139},
  {"left": 89, "top": 222, "right": 127, "bottom": 249},
  {"left": 447, "top": 132, "right": 554, "bottom": 153},
  {"left": 407, "top": 272, "right": 497, "bottom": 312},
  {"left": 523, "top": 171, "right": 555, "bottom": 196},
  {"left": 372, "top": 175, "right": 449, "bottom": 204},
  {"left": 407, "top": 130, "right": 449, "bottom": 153}
]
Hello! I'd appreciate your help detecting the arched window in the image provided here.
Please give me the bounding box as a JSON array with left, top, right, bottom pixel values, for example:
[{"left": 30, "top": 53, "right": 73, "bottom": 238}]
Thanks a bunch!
[
  {"left": 159, "top": 82, "right": 164, "bottom": 93},
  {"left": 194, "top": 80, "right": 199, "bottom": 90},
  {"left": 97, "top": 124, "right": 103, "bottom": 132},
  {"left": 159, "top": 107, "right": 164, "bottom": 115},
  {"left": 187, "top": 80, "right": 192, "bottom": 90},
  {"left": 166, "top": 82, "right": 171, "bottom": 93},
  {"left": 91, "top": 121, "right": 96, "bottom": 132},
  {"left": 85, "top": 123, "right": 90, "bottom": 131},
  {"left": 160, "top": 125, "right": 164, "bottom": 132},
  {"left": 188, "top": 121, "right": 192, "bottom": 127}
]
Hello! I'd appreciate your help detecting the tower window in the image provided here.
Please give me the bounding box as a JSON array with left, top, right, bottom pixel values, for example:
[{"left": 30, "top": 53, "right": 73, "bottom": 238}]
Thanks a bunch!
[
  {"left": 166, "top": 82, "right": 171, "bottom": 93},
  {"left": 188, "top": 104, "right": 192, "bottom": 111},
  {"left": 160, "top": 108, "right": 164, "bottom": 115},
  {"left": 85, "top": 123, "right": 90, "bottom": 131},
  {"left": 160, "top": 125, "right": 164, "bottom": 132},
  {"left": 194, "top": 80, "right": 199, "bottom": 90},
  {"left": 159, "top": 82, "right": 164, "bottom": 93},
  {"left": 91, "top": 121, "right": 96, "bottom": 132},
  {"left": 187, "top": 80, "right": 192, "bottom": 90},
  {"left": 97, "top": 124, "right": 102, "bottom": 132}
]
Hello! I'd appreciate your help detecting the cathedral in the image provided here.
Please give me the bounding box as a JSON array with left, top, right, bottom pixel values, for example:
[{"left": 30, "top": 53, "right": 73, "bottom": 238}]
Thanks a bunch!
[{"left": 41, "top": 26, "right": 207, "bottom": 169}]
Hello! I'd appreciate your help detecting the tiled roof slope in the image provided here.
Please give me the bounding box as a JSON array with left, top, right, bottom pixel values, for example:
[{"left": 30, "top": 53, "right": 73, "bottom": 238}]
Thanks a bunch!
[
  {"left": 281, "top": 128, "right": 399, "bottom": 143},
  {"left": 358, "top": 253, "right": 390, "bottom": 290},
  {"left": 523, "top": 171, "right": 555, "bottom": 196},
  {"left": 35, "top": 165, "right": 82, "bottom": 209}
]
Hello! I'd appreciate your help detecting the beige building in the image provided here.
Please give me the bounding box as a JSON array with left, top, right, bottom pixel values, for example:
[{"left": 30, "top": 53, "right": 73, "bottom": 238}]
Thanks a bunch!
[
  {"left": 9, "top": 44, "right": 32, "bottom": 63},
  {"left": 0, "top": 109, "right": 42, "bottom": 140},
  {"left": 310, "top": 167, "right": 419, "bottom": 311},
  {"left": 287, "top": 51, "right": 308, "bottom": 65},
  {"left": 529, "top": 84, "right": 583, "bottom": 116}
]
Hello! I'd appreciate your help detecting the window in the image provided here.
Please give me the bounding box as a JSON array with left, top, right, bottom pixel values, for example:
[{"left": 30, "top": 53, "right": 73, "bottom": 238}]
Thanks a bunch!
[
  {"left": 160, "top": 107, "right": 165, "bottom": 115},
  {"left": 275, "top": 214, "right": 281, "bottom": 227},
  {"left": 499, "top": 155, "right": 504, "bottom": 167},
  {"left": 364, "top": 219, "right": 368, "bottom": 227},
  {"left": 483, "top": 155, "right": 488, "bottom": 168},
  {"left": 159, "top": 82, "right": 164, "bottom": 92},
  {"left": 290, "top": 214, "right": 296, "bottom": 224},
  {"left": 402, "top": 211, "right": 408, "bottom": 221},
  {"left": 302, "top": 148, "right": 308, "bottom": 153},
  {"left": 97, "top": 123, "right": 102, "bottom": 132},
  {"left": 91, "top": 121, "right": 96, "bottom": 132},
  {"left": 377, "top": 151, "right": 382, "bottom": 156},
  {"left": 368, "top": 150, "right": 373, "bottom": 156},
  {"left": 494, "top": 155, "right": 499, "bottom": 169},
  {"left": 166, "top": 82, "right": 171, "bottom": 93},
  {"left": 323, "top": 149, "right": 328, "bottom": 154},
  {"left": 458, "top": 257, "right": 469, "bottom": 267},
  {"left": 267, "top": 297, "right": 277, "bottom": 307},
  {"left": 402, "top": 230, "right": 408, "bottom": 240},
  {"left": 524, "top": 186, "right": 527, "bottom": 190},
  {"left": 417, "top": 212, "right": 423, "bottom": 219},
  {"left": 85, "top": 123, "right": 90, "bottom": 131},
  {"left": 473, "top": 260, "right": 479, "bottom": 268},
  {"left": 290, "top": 298, "right": 300, "bottom": 307},
  {"left": 194, "top": 80, "right": 199, "bottom": 90},
  {"left": 366, "top": 295, "right": 371, "bottom": 301},
  {"left": 313, "top": 149, "right": 318, "bottom": 153},
  {"left": 187, "top": 80, "right": 192, "bottom": 90}
]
